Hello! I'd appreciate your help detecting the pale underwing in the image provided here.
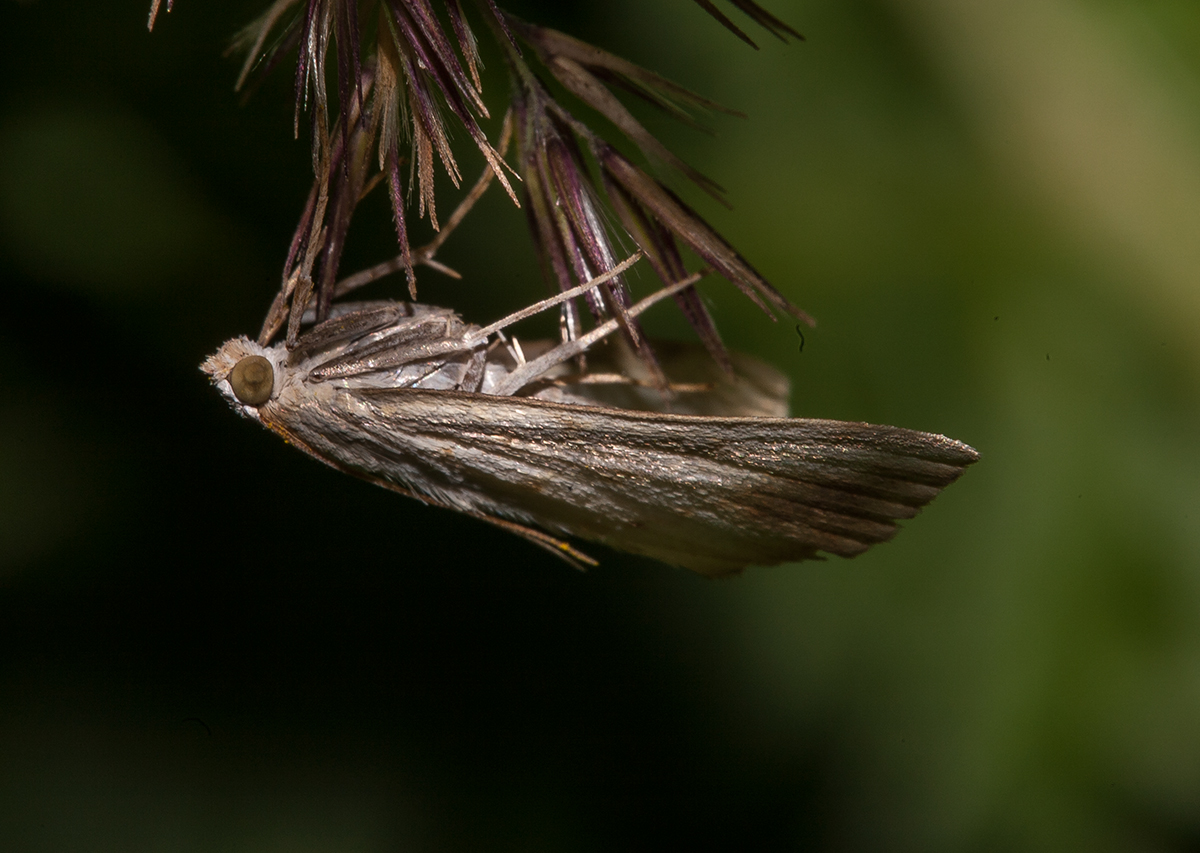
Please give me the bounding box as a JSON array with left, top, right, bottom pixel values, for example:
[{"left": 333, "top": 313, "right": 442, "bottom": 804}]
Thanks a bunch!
[{"left": 202, "top": 281, "right": 978, "bottom": 575}]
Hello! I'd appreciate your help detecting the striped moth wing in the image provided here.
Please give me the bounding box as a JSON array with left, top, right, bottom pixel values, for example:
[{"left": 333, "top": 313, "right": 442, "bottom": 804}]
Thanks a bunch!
[{"left": 282, "top": 387, "right": 977, "bottom": 575}]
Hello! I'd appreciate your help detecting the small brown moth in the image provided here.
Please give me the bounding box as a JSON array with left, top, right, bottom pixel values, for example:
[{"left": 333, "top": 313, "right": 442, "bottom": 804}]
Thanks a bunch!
[{"left": 203, "top": 274, "right": 978, "bottom": 575}]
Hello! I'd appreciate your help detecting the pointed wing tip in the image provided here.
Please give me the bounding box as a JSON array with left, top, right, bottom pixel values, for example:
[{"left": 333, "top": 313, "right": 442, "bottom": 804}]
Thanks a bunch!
[{"left": 932, "top": 435, "right": 982, "bottom": 471}]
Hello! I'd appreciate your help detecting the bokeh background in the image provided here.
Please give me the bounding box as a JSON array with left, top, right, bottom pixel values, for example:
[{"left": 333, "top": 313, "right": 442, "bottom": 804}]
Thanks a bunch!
[{"left": 3, "top": 0, "right": 1200, "bottom": 849}]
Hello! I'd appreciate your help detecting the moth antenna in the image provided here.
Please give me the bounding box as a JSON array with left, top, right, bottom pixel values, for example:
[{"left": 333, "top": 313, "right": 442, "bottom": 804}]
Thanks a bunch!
[
  {"left": 510, "top": 336, "right": 527, "bottom": 366},
  {"left": 469, "top": 514, "right": 598, "bottom": 571}
]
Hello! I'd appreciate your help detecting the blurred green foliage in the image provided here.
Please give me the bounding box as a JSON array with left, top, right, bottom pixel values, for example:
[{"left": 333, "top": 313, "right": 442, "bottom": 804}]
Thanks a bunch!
[{"left": 2, "top": 1, "right": 1199, "bottom": 850}]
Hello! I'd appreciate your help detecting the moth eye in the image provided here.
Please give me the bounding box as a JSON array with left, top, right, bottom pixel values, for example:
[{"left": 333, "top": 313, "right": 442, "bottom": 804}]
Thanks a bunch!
[{"left": 230, "top": 355, "right": 274, "bottom": 406}]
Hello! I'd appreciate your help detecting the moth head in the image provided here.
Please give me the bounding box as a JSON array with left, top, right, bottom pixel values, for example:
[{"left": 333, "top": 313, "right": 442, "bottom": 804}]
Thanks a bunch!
[{"left": 201, "top": 337, "right": 282, "bottom": 414}]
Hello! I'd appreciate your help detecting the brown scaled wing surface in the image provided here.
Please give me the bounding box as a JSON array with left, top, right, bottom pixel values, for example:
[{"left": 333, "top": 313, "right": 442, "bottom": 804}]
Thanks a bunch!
[{"left": 262, "top": 386, "right": 979, "bottom": 575}]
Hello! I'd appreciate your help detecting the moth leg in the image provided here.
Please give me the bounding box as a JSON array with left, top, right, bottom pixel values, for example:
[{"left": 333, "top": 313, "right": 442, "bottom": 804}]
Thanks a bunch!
[
  {"left": 458, "top": 349, "right": 487, "bottom": 393},
  {"left": 508, "top": 336, "right": 527, "bottom": 366},
  {"left": 391, "top": 361, "right": 448, "bottom": 388},
  {"left": 309, "top": 315, "right": 476, "bottom": 381},
  {"left": 491, "top": 273, "right": 704, "bottom": 396},
  {"left": 463, "top": 253, "right": 645, "bottom": 346}
]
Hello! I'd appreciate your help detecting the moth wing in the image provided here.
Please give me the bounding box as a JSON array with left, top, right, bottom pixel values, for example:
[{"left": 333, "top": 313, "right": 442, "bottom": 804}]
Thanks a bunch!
[{"left": 319, "top": 389, "right": 977, "bottom": 575}]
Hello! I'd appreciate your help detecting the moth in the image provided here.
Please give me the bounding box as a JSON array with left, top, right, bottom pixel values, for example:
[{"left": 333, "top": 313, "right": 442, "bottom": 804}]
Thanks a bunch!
[{"left": 203, "top": 277, "right": 978, "bottom": 575}]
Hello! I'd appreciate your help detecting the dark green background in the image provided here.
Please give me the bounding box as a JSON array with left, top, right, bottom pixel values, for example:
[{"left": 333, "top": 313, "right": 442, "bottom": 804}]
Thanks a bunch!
[{"left": 3, "top": 1, "right": 1200, "bottom": 849}]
